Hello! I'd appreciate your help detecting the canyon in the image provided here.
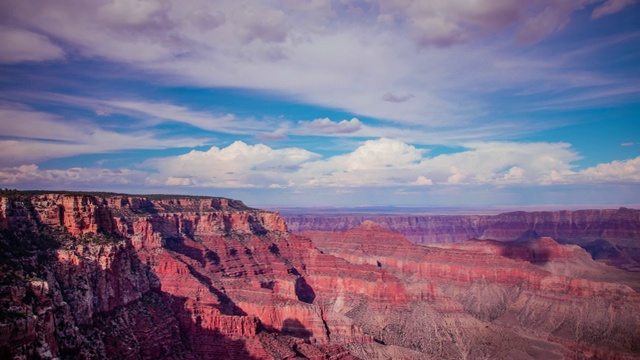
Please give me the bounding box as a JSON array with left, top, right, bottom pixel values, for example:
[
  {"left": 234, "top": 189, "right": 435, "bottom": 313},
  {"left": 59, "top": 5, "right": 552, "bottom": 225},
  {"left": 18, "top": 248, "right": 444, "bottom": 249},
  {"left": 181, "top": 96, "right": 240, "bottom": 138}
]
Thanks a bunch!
[
  {"left": 284, "top": 208, "right": 640, "bottom": 271},
  {"left": 0, "top": 192, "right": 639, "bottom": 359}
]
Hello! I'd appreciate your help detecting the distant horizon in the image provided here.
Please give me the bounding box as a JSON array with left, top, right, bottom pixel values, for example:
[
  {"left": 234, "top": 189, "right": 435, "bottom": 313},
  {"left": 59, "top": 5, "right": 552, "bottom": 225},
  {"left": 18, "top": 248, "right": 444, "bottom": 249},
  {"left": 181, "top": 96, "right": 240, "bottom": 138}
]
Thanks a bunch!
[
  {"left": 4, "top": 188, "right": 638, "bottom": 215},
  {"left": 268, "top": 203, "right": 640, "bottom": 215}
]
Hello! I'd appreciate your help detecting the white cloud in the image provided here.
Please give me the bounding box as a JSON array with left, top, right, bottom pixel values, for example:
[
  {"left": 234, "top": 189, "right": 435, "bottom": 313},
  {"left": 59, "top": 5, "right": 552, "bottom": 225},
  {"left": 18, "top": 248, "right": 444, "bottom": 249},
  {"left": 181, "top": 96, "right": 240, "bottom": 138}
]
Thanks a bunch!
[
  {"left": 0, "top": 139, "right": 637, "bottom": 190},
  {"left": 98, "top": 0, "right": 171, "bottom": 27},
  {"left": 1, "top": 93, "right": 277, "bottom": 137},
  {"left": 501, "top": 166, "right": 525, "bottom": 182},
  {"left": 0, "top": 103, "right": 206, "bottom": 166},
  {"left": 233, "top": 5, "right": 288, "bottom": 44},
  {"left": 103, "top": 100, "right": 255, "bottom": 134},
  {"left": 256, "top": 128, "right": 288, "bottom": 140},
  {"left": 144, "top": 141, "right": 320, "bottom": 188},
  {"left": 0, "top": 164, "right": 146, "bottom": 186},
  {"left": 298, "top": 118, "right": 363, "bottom": 134},
  {"left": 412, "top": 175, "right": 433, "bottom": 186},
  {"left": 575, "top": 157, "right": 640, "bottom": 183},
  {"left": 139, "top": 138, "right": 640, "bottom": 189},
  {"left": 1, "top": 0, "right": 635, "bottom": 127},
  {"left": 0, "top": 27, "right": 65, "bottom": 63}
]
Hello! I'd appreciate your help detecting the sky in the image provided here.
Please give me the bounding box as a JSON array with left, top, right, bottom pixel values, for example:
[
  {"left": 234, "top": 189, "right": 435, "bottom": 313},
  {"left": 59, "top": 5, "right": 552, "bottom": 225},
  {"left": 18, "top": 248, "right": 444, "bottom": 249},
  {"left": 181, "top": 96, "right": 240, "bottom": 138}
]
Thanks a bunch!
[{"left": 0, "top": 0, "right": 639, "bottom": 208}]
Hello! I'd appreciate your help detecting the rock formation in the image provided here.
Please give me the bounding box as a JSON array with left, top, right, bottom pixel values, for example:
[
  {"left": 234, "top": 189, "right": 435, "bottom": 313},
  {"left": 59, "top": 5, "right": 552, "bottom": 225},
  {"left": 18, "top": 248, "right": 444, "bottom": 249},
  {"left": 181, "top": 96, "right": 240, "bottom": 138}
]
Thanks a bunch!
[
  {"left": 284, "top": 208, "right": 640, "bottom": 270},
  {"left": 0, "top": 192, "right": 362, "bottom": 359},
  {"left": 1, "top": 192, "right": 639, "bottom": 359},
  {"left": 301, "top": 222, "right": 640, "bottom": 359}
]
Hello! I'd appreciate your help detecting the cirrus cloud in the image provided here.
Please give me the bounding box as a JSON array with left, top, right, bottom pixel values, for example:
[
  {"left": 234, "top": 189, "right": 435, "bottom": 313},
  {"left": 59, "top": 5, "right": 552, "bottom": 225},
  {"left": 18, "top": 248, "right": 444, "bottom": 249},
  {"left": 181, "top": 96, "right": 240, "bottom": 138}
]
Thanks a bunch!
[{"left": 0, "top": 26, "right": 65, "bottom": 63}]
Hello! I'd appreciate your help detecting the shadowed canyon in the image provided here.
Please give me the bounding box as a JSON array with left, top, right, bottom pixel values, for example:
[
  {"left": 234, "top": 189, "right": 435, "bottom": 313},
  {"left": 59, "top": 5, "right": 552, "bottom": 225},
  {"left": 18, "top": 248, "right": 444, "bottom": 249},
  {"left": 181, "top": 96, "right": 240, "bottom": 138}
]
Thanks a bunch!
[{"left": 1, "top": 192, "right": 639, "bottom": 359}]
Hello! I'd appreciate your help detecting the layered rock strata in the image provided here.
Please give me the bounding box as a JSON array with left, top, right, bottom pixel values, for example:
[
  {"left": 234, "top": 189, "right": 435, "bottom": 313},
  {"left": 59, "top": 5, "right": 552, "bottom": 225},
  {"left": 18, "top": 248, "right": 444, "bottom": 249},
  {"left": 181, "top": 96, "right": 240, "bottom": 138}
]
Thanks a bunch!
[
  {"left": 301, "top": 222, "right": 640, "bottom": 359},
  {"left": 1, "top": 192, "right": 639, "bottom": 359},
  {"left": 284, "top": 208, "right": 640, "bottom": 270},
  {"left": 0, "top": 193, "right": 363, "bottom": 359}
]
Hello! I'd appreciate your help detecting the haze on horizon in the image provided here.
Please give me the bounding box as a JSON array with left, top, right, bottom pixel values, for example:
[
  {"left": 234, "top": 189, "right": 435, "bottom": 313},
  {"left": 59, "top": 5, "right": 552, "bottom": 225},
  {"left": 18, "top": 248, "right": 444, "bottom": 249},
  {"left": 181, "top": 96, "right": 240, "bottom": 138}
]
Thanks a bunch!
[{"left": 0, "top": 0, "right": 639, "bottom": 208}]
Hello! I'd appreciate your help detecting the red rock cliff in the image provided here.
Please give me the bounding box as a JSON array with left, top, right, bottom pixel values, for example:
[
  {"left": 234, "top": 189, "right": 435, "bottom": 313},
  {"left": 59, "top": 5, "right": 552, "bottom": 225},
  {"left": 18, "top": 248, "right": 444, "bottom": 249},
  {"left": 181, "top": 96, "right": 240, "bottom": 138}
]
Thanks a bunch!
[
  {"left": 1, "top": 193, "right": 639, "bottom": 360},
  {"left": 0, "top": 193, "right": 364, "bottom": 359}
]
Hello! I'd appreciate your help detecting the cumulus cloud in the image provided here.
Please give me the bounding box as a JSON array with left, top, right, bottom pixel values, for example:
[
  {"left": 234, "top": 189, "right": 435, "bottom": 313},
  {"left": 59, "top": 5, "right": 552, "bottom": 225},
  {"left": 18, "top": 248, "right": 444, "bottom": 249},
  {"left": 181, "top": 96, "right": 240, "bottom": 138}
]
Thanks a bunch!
[
  {"left": 412, "top": 175, "right": 433, "bottom": 186},
  {"left": 144, "top": 141, "right": 320, "bottom": 188},
  {"left": 0, "top": 139, "right": 637, "bottom": 190},
  {"left": 298, "top": 118, "right": 363, "bottom": 135},
  {"left": 574, "top": 157, "right": 640, "bottom": 183},
  {"left": 295, "top": 138, "right": 426, "bottom": 187},
  {"left": 108, "top": 139, "right": 640, "bottom": 189},
  {"left": 0, "top": 27, "right": 65, "bottom": 63}
]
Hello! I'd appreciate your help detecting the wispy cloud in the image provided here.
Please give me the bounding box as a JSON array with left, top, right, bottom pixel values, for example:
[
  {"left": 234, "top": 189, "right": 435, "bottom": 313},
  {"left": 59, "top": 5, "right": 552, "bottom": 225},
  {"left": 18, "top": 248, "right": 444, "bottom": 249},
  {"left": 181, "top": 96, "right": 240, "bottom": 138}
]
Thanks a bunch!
[
  {"left": 0, "top": 0, "right": 638, "bottom": 206},
  {"left": 0, "top": 164, "right": 147, "bottom": 186},
  {"left": 1, "top": 0, "right": 636, "bottom": 127},
  {"left": 103, "top": 100, "right": 264, "bottom": 134},
  {"left": 0, "top": 102, "right": 206, "bottom": 166},
  {"left": 0, "top": 26, "right": 65, "bottom": 63},
  {"left": 256, "top": 128, "right": 288, "bottom": 140},
  {"left": 592, "top": 0, "right": 639, "bottom": 18}
]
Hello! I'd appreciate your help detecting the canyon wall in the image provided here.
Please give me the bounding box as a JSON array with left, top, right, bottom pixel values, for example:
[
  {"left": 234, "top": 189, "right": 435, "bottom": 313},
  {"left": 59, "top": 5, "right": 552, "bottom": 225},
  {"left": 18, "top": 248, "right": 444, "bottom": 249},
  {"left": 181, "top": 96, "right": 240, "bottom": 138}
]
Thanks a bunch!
[
  {"left": 284, "top": 208, "right": 640, "bottom": 270},
  {"left": 301, "top": 222, "right": 640, "bottom": 359},
  {"left": 0, "top": 193, "right": 364, "bottom": 359},
  {"left": 1, "top": 192, "right": 639, "bottom": 359}
]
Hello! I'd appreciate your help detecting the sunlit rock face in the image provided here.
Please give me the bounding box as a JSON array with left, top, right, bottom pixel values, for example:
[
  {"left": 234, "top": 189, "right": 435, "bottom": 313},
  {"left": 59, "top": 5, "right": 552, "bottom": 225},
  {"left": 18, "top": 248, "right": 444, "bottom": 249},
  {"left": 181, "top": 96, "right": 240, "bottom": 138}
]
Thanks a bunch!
[
  {"left": 284, "top": 208, "right": 640, "bottom": 271},
  {"left": 1, "top": 192, "right": 639, "bottom": 359},
  {"left": 0, "top": 192, "right": 361, "bottom": 359},
  {"left": 302, "top": 223, "right": 640, "bottom": 359}
]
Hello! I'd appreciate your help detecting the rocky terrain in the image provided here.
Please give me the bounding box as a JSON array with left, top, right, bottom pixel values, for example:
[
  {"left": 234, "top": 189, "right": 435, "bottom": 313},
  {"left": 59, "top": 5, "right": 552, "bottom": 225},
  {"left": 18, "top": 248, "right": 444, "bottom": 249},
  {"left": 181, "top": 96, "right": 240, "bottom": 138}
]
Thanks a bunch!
[
  {"left": 284, "top": 208, "right": 640, "bottom": 271},
  {"left": 0, "top": 191, "right": 639, "bottom": 359},
  {"left": 301, "top": 222, "right": 640, "bottom": 358}
]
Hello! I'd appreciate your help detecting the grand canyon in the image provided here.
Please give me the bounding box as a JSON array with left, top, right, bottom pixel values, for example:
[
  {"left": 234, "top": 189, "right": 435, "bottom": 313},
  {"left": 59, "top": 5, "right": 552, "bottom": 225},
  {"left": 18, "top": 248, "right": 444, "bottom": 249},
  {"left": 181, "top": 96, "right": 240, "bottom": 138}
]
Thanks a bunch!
[{"left": 1, "top": 191, "right": 639, "bottom": 359}]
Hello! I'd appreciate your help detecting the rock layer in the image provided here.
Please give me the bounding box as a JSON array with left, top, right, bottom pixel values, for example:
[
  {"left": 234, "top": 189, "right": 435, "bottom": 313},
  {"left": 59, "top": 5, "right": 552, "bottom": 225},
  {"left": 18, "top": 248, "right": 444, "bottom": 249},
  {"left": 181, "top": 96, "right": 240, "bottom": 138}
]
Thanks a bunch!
[
  {"left": 0, "top": 193, "right": 361, "bottom": 359},
  {"left": 284, "top": 208, "right": 640, "bottom": 270},
  {"left": 302, "top": 223, "right": 640, "bottom": 359},
  {"left": 1, "top": 192, "right": 639, "bottom": 359}
]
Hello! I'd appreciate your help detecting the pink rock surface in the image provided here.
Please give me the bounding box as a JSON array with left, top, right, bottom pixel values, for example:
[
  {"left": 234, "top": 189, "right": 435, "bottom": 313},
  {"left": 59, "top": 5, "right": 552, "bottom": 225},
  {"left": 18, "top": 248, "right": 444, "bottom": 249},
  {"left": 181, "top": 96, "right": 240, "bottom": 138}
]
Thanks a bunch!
[{"left": 1, "top": 193, "right": 639, "bottom": 359}]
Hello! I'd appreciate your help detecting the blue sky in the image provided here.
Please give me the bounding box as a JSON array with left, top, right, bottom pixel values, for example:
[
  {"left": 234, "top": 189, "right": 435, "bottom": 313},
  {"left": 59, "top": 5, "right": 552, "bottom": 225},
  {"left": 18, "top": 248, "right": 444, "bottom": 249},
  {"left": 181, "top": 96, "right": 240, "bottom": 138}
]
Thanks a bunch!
[{"left": 0, "top": 0, "right": 639, "bottom": 207}]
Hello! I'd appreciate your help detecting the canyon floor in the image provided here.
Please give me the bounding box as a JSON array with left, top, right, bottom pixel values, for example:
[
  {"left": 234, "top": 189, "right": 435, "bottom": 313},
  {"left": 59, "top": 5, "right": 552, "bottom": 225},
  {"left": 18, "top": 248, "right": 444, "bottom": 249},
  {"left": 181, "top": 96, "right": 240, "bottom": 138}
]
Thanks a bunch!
[{"left": 1, "top": 192, "right": 639, "bottom": 359}]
